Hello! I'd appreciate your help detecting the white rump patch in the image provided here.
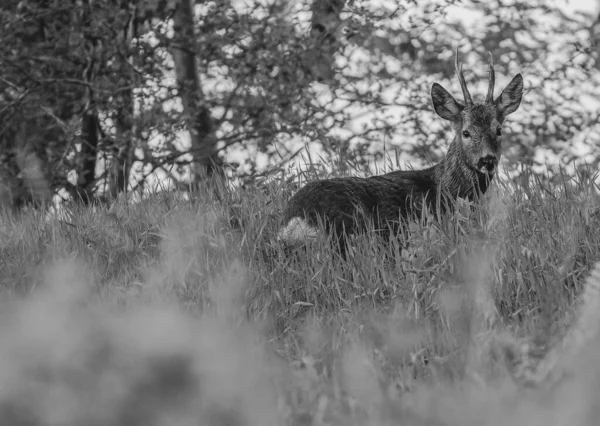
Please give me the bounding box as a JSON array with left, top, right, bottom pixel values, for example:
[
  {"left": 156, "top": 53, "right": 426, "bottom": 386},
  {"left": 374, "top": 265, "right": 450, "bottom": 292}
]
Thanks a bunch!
[{"left": 277, "top": 217, "right": 320, "bottom": 243}]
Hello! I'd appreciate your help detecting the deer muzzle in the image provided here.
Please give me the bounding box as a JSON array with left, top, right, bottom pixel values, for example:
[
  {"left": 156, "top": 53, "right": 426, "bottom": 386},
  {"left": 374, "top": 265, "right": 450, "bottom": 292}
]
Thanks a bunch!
[{"left": 477, "top": 155, "right": 498, "bottom": 175}]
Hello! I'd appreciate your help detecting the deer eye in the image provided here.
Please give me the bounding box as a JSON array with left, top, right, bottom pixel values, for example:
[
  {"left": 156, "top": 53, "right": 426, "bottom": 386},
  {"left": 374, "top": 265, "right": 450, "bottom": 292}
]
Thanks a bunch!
[
  {"left": 462, "top": 130, "right": 471, "bottom": 139},
  {"left": 496, "top": 127, "right": 502, "bottom": 136}
]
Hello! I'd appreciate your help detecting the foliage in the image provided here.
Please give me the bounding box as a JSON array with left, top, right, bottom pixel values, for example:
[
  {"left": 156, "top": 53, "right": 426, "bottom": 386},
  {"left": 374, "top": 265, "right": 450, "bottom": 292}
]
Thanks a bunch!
[{"left": 1, "top": 0, "right": 599, "bottom": 205}]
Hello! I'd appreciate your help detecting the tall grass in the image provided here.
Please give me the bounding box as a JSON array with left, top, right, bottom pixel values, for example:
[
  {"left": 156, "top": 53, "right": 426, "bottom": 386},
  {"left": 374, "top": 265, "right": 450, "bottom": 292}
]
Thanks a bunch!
[{"left": 0, "top": 164, "right": 599, "bottom": 425}]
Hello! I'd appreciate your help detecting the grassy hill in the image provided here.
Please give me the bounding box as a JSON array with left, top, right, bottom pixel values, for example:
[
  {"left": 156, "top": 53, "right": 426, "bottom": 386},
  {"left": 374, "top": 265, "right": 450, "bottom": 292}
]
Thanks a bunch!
[{"left": 0, "top": 166, "right": 599, "bottom": 425}]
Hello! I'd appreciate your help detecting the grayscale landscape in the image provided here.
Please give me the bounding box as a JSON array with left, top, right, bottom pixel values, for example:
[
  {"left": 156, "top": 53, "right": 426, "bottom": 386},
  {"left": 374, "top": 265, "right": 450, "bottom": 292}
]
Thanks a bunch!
[{"left": 1, "top": 0, "right": 600, "bottom": 424}]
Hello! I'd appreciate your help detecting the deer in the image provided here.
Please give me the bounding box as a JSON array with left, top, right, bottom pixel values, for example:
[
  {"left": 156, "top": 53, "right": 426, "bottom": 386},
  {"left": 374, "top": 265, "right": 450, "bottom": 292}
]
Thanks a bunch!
[{"left": 278, "top": 49, "right": 524, "bottom": 254}]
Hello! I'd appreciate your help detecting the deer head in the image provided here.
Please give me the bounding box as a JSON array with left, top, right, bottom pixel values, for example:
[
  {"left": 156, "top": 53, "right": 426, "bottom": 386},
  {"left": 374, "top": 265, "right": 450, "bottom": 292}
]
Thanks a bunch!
[{"left": 431, "top": 49, "right": 524, "bottom": 176}]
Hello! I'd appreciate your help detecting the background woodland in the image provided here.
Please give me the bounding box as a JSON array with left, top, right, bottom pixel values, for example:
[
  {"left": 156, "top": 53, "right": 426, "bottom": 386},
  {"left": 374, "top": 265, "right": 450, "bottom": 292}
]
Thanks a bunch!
[{"left": 1, "top": 0, "right": 599, "bottom": 207}]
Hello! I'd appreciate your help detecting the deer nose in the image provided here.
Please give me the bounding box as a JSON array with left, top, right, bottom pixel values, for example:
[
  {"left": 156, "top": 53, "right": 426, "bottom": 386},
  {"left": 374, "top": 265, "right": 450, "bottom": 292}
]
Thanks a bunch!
[{"left": 477, "top": 155, "right": 497, "bottom": 173}]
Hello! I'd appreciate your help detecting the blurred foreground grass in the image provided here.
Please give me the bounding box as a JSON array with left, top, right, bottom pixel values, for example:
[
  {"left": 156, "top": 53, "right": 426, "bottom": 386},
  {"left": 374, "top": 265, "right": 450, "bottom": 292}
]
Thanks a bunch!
[{"left": 0, "top": 166, "right": 599, "bottom": 425}]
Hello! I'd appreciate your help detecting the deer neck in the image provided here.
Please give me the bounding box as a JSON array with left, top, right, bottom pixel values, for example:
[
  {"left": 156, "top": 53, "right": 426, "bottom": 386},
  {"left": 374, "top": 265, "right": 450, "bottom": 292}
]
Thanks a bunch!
[{"left": 434, "top": 138, "right": 491, "bottom": 201}]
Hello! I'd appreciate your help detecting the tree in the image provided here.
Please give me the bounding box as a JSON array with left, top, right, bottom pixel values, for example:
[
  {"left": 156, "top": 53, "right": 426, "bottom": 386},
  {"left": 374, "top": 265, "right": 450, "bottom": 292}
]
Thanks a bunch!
[
  {"left": 1, "top": 0, "right": 599, "bottom": 209},
  {"left": 171, "top": 0, "right": 220, "bottom": 181}
]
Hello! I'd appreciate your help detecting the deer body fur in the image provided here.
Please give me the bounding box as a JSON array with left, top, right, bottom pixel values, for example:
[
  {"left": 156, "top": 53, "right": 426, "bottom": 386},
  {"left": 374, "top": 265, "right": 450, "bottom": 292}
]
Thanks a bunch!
[{"left": 279, "top": 50, "right": 524, "bottom": 250}]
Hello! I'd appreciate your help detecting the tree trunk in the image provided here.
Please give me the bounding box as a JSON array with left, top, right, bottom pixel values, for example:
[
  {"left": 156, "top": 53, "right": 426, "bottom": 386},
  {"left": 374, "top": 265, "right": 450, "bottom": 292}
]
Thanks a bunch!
[
  {"left": 171, "top": 0, "right": 221, "bottom": 183},
  {"left": 72, "top": 0, "right": 100, "bottom": 204},
  {"left": 109, "top": 99, "right": 134, "bottom": 199},
  {"left": 108, "top": 1, "right": 137, "bottom": 199},
  {"left": 308, "top": 0, "right": 345, "bottom": 81},
  {"left": 75, "top": 110, "right": 99, "bottom": 203}
]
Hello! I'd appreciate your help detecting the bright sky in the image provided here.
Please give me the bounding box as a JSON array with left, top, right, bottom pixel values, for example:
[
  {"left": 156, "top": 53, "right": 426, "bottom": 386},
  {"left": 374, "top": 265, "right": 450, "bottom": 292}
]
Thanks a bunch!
[
  {"left": 563, "top": 0, "right": 599, "bottom": 13},
  {"left": 446, "top": 0, "right": 598, "bottom": 24}
]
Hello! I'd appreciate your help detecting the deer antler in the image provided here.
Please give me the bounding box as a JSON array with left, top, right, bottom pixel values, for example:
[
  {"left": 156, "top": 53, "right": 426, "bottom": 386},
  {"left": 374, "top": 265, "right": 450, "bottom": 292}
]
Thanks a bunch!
[
  {"left": 486, "top": 52, "right": 495, "bottom": 103},
  {"left": 455, "top": 47, "right": 473, "bottom": 106}
]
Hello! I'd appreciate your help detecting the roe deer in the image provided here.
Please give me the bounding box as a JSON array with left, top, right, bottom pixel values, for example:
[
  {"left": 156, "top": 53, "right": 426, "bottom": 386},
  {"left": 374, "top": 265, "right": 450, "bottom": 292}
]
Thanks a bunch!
[{"left": 278, "top": 50, "right": 524, "bottom": 252}]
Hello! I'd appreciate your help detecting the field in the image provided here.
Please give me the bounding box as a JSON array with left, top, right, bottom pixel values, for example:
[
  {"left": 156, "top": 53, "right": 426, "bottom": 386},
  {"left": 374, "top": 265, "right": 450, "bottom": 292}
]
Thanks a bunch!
[{"left": 0, "top": 165, "right": 599, "bottom": 426}]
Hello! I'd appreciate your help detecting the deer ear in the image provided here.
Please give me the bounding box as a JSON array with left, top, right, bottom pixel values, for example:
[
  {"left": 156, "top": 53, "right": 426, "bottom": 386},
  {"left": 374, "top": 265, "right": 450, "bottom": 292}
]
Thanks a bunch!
[
  {"left": 431, "top": 83, "right": 463, "bottom": 121},
  {"left": 495, "top": 74, "right": 523, "bottom": 122}
]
